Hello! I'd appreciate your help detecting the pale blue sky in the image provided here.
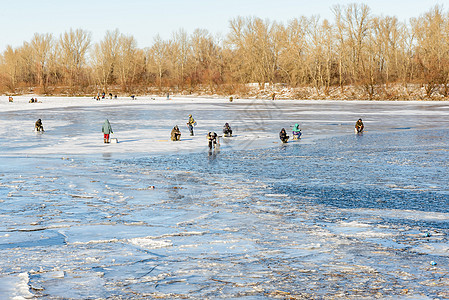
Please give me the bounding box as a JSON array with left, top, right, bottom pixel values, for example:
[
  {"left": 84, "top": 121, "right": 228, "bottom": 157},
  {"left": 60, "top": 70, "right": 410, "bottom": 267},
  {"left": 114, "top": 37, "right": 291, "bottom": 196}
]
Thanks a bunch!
[{"left": 0, "top": 0, "right": 444, "bottom": 51}]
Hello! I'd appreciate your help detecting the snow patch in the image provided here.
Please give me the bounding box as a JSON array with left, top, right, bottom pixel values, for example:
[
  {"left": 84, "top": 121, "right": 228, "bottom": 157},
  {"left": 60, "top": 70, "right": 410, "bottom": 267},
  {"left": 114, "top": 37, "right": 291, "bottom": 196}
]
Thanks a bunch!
[
  {"left": 0, "top": 272, "right": 34, "bottom": 299},
  {"left": 128, "top": 236, "right": 173, "bottom": 249}
]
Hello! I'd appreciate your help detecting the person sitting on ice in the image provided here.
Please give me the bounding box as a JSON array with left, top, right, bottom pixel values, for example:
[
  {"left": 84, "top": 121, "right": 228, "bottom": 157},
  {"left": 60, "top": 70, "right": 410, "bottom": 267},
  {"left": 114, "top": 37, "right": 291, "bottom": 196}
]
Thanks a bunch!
[
  {"left": 207, "top": 131, "right": 218, "bottom": 149},
  {"left": 171, "top": 125, "right": 181, "bottom": 141},
  {"left": 29, "top": 98, "right": 35, "bottom": 103},
  {"left": 35, "top": 119, "right": 44, "bottom": 132},
  {"left": 292, "top": 123, "right": 302, "bottom": 140},
  {"left": 279, "top": 128, "right": 289, "bottom": 143},
  {"left": 223, "top": 123, "right": 233, "bottom": 137},
  {"left": 355, "top": 118, "right": 364, "bottom": 133}
]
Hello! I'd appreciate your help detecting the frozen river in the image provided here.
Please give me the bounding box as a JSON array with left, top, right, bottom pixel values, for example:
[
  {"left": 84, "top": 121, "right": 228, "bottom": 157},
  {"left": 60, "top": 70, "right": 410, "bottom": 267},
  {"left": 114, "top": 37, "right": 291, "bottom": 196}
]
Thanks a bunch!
[{"left": 0, "top": 97, "right": 449, "bottom": 299}]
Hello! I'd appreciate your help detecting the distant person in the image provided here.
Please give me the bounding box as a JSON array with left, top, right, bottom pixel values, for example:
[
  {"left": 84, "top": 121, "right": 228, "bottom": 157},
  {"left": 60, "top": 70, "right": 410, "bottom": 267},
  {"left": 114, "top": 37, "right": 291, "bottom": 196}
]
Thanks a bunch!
[
  {"left": 187, "top": 114, "right": 196, "bottom": 136},
  {"left": 102, "top": 92, "right": 106, "bottom": 99},
  {"left": 166, "top": 93, "right": 170, "bottom": 100},
  {"left": 114, "top": 95, "right": 117, "bottom": 99},
  {"left": 271, "top": 92, "right": 276, "bottom": 100},
  {"left": 35, "top": 119, "right": 44, "bottom": 132},
  {"left": 355, "top": 118, "right": 364, "bottom": 133},
  {"left": 109, "top": 93, "right": 113, "bottom": 99},
  {"left": 8, "top": 96, "right": 13, "bottom": 102},
  {"left": 102, "top": 119, "right": 113, "bottom": 143},
  {"left": 279, "top": 128, "right": 289, "bottom": 143},
  {"left": 207, "top": 131, "right": 218, "bottom": 149},
  {"left": 171, "top": 125, "right": 181, "bottom": 141},
  {"left": 223, "top": 123, "right": 232, "bottom": 137},
  {"left": 29, "top": 98, "right": 35, "bottom": 103},
  {"left": 292, "top": 123, "right": 302, "bottom": 140}
]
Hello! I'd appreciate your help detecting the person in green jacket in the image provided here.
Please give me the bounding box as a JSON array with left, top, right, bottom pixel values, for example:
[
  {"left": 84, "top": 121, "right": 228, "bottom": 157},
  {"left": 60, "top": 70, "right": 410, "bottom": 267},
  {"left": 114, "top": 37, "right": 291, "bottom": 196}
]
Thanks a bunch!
[
  {"left": 102, "top": 119, "right": 113, "bottom": 143},
  {"left": 292, "top": 123, "right": 301, "bottom": 139}
]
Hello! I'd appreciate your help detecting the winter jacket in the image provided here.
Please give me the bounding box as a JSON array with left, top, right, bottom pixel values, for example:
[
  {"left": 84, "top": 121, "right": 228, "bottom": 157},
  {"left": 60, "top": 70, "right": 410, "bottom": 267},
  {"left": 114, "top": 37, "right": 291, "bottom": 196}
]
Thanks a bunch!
[
  {"left": 207, "top": 132, "right": 217, "bottom": 141},
  {"left": 171, "top": 126, "right": 181, "bottom": 141},
  {"left": 292, "top": 123, "right": 301, "bottom": 132},
  {"left": 355, "top": 120, "right": 364, "bottom": 130},
  {"left": 187, "top": 116, "right": 195, "bottom": 126},
  {"left": 102, "top": 119, "right": 113, "bottom": 134},
  {"left": 279, "top": 129, "right": 288, "bottom": 140}
]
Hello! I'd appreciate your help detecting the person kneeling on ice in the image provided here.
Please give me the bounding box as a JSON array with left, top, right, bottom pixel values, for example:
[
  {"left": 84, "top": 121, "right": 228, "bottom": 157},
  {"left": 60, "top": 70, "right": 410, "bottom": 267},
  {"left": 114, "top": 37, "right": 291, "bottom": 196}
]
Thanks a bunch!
[
  {"left": 292, "top": 123, "right": 302, "bottom": 140},
  {"left": 223, "top": 123, "right": 232, "bottom": 137},
  {"left": 207, "top": 132, "right": 218, "bottom": 149},
  {"left": 355, "top": 118, "right": 364, "bottom": 133},
  {"left": 35, "top": 119, "right": 44, "bottom": 132},
  {"left": 102, "top": 119, "right": 113, "bottom": 143},
  {"left": 171, "top": 125, "right": 181, "bottom": 141},
  {"left": 279, "top": 128, "right": 289, "bottom": 143},
  {"left": 187, "top": 114, "right": 196, "bottom": 136}
]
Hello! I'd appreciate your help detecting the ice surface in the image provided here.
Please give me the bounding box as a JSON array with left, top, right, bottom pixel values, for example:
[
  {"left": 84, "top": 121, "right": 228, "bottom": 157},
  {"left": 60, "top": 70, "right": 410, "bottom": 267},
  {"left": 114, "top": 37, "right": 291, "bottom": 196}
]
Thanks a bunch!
[{"left": 0, "top": 96, "right": 449, "bottom": 298}]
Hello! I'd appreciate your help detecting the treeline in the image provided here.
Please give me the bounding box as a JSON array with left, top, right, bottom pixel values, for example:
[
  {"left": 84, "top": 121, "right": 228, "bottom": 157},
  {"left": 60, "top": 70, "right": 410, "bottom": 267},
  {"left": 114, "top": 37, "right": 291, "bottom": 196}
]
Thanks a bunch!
[{"left": 1, "top": 4, "right": 449, "bottom": 99}]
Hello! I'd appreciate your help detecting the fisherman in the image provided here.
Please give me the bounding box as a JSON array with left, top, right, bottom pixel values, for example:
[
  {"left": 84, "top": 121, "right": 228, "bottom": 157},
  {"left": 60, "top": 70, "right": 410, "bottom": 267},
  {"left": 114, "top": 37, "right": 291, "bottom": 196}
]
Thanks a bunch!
[
  {"left": 207, "top": 131, "right": 218, "bottom": 149},
  {"left": 171, "top": 125, "right": 181, "bottom": 141},
  {"left": 187, "top": 114, "right": 196, "bottom": 136},
  {"left": 223, "top": 123, "right": 233, "bottom": 137},
  {"left": 35, "top": 119, "right": 44, "bottom": 132},
  {"left": 102, "top": 119, "right": 113, "bottom": 143},
  {"left": 292, "top": 123, "right": 302, "bottom": 140},
  {"left": 355, "top": 118, "right": 364, "bottom": 133},
  {"left": 279, "top": 128, "right": 289, "bottom": 143}
]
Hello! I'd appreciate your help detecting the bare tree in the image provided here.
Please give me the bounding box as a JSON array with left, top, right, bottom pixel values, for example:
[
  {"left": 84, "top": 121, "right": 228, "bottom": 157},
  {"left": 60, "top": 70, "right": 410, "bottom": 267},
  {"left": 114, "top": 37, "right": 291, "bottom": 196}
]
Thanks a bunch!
[
  {"left": 31, "top": 33, "right": 54, "bottom": 91},
  {"left": 0, "top": 46, "right": 21, "bottom": 92},
  {"left": 147, "top": 35, "right": 170, "bottom": 91},
  {"left": 91, "top": 29, "right": 120, "bottom": 92},
  {"left": 58, "top": 28, "right": 92, "bottom": 90},
  {"left": 115, "top": 34, "right": 140, "bottom": 92},
  {"left": 411, "top": 5, "right": 449, "bottom": 97}
]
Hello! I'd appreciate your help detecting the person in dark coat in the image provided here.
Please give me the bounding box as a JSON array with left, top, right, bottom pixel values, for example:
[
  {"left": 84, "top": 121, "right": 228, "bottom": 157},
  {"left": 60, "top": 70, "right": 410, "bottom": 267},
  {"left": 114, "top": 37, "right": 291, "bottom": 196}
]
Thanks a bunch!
[
  {"left": 223, "top": 123, "right": 233, "bottom": 137},
  {"left": 171, "top": 125, "right": 181, "bottom": 141},
  {"left": 35, "top": 119, "right": 44, "bottom": 132},
  {"left": 355, "top": 119, "right": 364, "bottom": 133},
  {"left": 279, "top": 128, "right": 289, "bottom": 143},
  {"left": 207, "top": 132, "right": 218, "bottom": 149}
]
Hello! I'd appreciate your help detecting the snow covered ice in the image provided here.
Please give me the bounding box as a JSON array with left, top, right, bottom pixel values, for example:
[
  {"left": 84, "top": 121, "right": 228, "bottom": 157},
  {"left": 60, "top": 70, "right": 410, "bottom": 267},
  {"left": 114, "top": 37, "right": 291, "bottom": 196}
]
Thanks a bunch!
[{"left": 0, "top": 96, "right": 449, "bottom": 299}]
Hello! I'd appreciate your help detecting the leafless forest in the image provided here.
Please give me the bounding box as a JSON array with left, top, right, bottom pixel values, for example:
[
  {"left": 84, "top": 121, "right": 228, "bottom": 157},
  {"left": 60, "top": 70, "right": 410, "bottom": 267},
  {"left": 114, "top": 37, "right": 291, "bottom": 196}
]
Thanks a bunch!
[{"left": 1, "top": 4, "right": 449, "bottom": 100}]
